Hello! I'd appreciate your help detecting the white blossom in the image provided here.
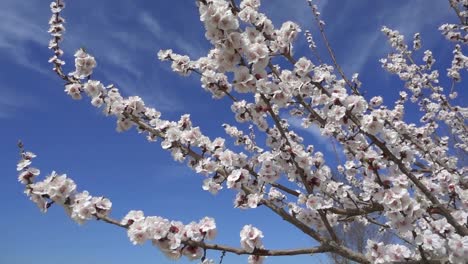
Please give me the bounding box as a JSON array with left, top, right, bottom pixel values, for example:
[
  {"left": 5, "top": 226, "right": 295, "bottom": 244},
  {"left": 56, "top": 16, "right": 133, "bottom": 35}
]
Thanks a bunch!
[{"left": 240, "top": 225, "right": 264, "bottom": 253}]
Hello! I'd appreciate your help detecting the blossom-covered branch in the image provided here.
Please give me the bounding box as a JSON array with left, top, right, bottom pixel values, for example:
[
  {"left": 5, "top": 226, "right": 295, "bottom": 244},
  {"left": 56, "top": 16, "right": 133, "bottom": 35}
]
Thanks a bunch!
[
  {"left": 19, "top": 0, "right": 468, "bottom": 263},
  {"left": 17, "top": 142, "right": 334, "bottom": 262}
]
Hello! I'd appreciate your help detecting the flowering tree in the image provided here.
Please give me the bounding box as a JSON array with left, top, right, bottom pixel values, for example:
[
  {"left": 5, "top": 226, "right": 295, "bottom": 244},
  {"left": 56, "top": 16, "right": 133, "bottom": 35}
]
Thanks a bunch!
[{"left": 17, "top": 0, "right": 468, "bottom": 263}]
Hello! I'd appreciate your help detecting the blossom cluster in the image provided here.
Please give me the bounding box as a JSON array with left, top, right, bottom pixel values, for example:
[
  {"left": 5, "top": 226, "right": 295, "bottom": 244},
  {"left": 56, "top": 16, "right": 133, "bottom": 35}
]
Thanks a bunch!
[
  {"left": 123, "top": 211, "right": 217, "bottom": 260},
  {"left": 17, "top": 147, "right": 224, "bottom": 262},
  {"left": 240, "top": 224, "right": 263, "bottom": 251},
  {"left": 240, "top": 225, "right": 266, "bottom": 263},
  {"left": 161, "top": 0, "right": 468, "bottom": 262},
  {"left": 20, "top": 0, "right": 468, "bottom": 263},
  {"left": 366, "top": 240, "right": 412, "bottom": 263},
  {"left": 17, "top": 150, "right": 112, "bottom": 224}
]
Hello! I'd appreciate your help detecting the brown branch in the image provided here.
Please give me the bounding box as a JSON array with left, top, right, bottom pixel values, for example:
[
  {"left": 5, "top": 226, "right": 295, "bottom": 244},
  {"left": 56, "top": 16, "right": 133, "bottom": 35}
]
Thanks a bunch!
[
  {"left": 258, "top": 93, "right": 342, "bottom": 244},
  {"left": 318, "top": 210, "right": 340, "bottom": 243},
  {"left": 186, "top": 240, "right": 330, "bottom": 256},
  {"left": 307, "top": 3, "right": 358, "bottom": 95},
  {"left": 329, "top": 203, "right": 384, "bottom": 217},
  {"left": 228, "top": 0, "right": 240, "bottom": 15},
  {"left": 404, "top": 52, "right": 467, "bottom": 138},
  {"left": 448, "top": 0, "right": 468, "bottom": 26},
  {"left": 367, "top": 133, "right": 468, "bottom": 236},
  {"left": 271, "top": 183, "right": 300, "bottom": 196},
  {"left": 94, "top": 213, "right": 330, "bottom": 256},
  {"left": 281, "top": 50, "right": 468, "bottom": 236},
  {"left": 261, "top": 199, "right": 370, "bottom": 264},
  {"left": 188, "top": 67, "right": 305, "bottom": 199}
]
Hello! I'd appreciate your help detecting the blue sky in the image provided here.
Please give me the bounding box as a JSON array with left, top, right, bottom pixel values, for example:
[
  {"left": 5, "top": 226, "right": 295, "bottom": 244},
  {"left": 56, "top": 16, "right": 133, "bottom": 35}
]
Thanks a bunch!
[{"left": 0, "top": 0, "right": 463, "bottom": 263}]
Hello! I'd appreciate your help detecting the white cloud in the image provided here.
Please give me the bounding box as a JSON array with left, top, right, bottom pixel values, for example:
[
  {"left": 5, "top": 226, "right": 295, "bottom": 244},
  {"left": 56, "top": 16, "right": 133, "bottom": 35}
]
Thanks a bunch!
[
  {"left": 100, "top": 67, "right": 183, "bottom": 112},
  {"left": 139, "top": 12, "right": 164, "bottom": 38},
  {"left": 0, "top": 1, "right": 50, "bottom": 75},
  {"left": 3, "top": 0, "right": 189, "bottom": 113},
  {"left": 138, "top": 11, "right": 204, "bottom": 58},
  {"left": 287, "top": 116, "right": 345, "bottom": 165},
  {"left": 100, "top": 46, "right": 143, "bottom": 78},
  {"left": 265, "top": 0, "right": 328, "bottom": 28},
  {"left": 287, "top": 116, "right": 335, "bottom": 152},
  {"left": 64, "top": 4, "right": 207, "bottom": 112},
  {"left": 0, "top": 87, "right": 38, "bottom": 119},
  {"left": 340, "top": 29, "right": 382, "bottom": 76},
  {"left": 338, "top": 0, "right": 452, "bottom": 74}
]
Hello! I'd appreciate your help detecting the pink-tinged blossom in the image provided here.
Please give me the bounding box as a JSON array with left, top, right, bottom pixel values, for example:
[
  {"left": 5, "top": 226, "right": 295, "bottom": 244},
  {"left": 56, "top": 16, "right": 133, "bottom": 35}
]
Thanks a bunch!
[
  {"left": 218, "top": 13, "right": 239, "bottom": 31},
  {"left": 70, "top": 49, "right": 96, "bottom": 79},
  {"left": 127, "top": 219, "right": 150, "bottom": 245},
  {"left": 278, "top": 21, "right": 301, "bottom": 47},
  {"left": 125, "top": 96, "right": 145, "bottom": 115},
  {"left": 83, "top": 80, "right": 104, "bottom": 98},
  {"left": 351, "top": 73, "right": 362, "bottom": 88},
  {"left": 233, "top": 66, "right": 255, "bottom": 93},
  {"left": 248, "top": 255, "right": 265, "bottom": 264},
  {"left": 447, "top": 44, "right": 467, "bottom": 82},
  {"left": 116, "top": 118, "right": 133, "bottom": 132},
  {"left": 18, "top": 167, "right": 40, "bottom": 184},
  {"left": 157, "top": 49, "right": 173, "bottom": 61},
  {"left": 384, "top": 244, "right": 411, "bottom": 262},
  {"left": 268, "top": 187, "right": 286, "bottom": 204},
  {"left": 16, "top": 159, "right": 31, "bottom": 171},
  {"left": 370, "top": 96, "right": 383, "bottom": 108},
  {"left": 93, "top": 197, "right": 112, "bottom": 212},
  {"left": 417, "top": 230, "right": 445, "bottom": 253},
  {"left": 70, "top": 191, "right": 97, "bottom": 225},
  {"left": 182, "top": 246, "right": 203, "bottom": 260},
  {"left": 344, "top": 95, "right": 368, "bottom": 114},
  {"left": 166, "top": 221, "right": 184, "bottom": 249},
  {"left": 199, "top": 217, "right": 217, "bottom": 240},
  {"left": 227, "top": 168, "right": 249, "bottom": 189},
  {"left": 185, "top": 222, "right": 203, "bottom": 242},
  {"left": 240, "top": 225, "right": 264, "bottom": 253},
  {"left": 240, "top": 0, "right": 261, "bottom": 10},
  {"left": 91, "top": 96, "right": 104, "bottom": 107},
  {"left": 154, "top": 239, "right": 182, "bottom": 260},
  {"left": 448, "top": 234, "right": 468, "bottom": 263},
  {"left": 146, "top": 216, "right": 170, "bottom": 240},
  {"left": 64, "top": 83, "right": 82, "bottom": 100},
  {"left": 26, "top": 191, "right": 48, "bottom": 212},
  {"left": 306, "top": 194, "right": 333, "bottom": 210},
  {"left": 361, "top": 114, "right": 385, "bottom": 135},
  {"left": 294, "top": 57, "right": 314, "bottom": 77},
  {"left": 202, "top": 178, "right": 223, "bottom": 194},
  {"left": 50, "top": 1, "right": 65, "bottom": 13},
  {"left": 171, "top": 54, "right": 192, "bottom": 76},
  {"left": 247, "top": 193, "right": 263, "bottom": 209},
  {"left": 238, "top": 6, "right": 257, "bottom": 24},
  {"left": 46, "top": 171, "right": 77, "bottom": 204},
  {"left": 245, "top": 43, "right": 269, "bottom": 66},
  {"left": 121, "top": 210, "right": 145, "bottom": 226},
  {"left": 366, "top": 240, "right": 386, "bottom": 264}
]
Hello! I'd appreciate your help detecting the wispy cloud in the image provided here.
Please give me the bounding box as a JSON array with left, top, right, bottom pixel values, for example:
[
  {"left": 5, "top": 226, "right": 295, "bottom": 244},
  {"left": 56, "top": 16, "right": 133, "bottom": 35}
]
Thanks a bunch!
[
  {"left": 67, "top": 3, "right": 211, "bottom": 112},
  {"left": 335, "top": 0, "right": 453, "bottom": 74},
  {"left": 265, "top": 0, "right": 328, "bottom": 28},
  {"left": 0, "top": 0, "right": 195, "bottom": 113},
  {"left": 340, "top": 29, "right": 382, "bottom": 76},
  {"left": 287, "top": 116, "right": 345, "bottom": 165},
  {"left": 0, "top": 1, "right": 50, "bottom": 75},
  {"left": 0, "top": 87, "right": 38, "bottom": 119},
  {"left": 287, "top": 116, "right": 337, "bottom": 153},
  {"left": 138, "top": 11, "right": 204, "bottom": 58},
  {"left": 100, "top": 67, "right": 183, "bottom": 112},
  {"left": 139, "top": 12, "right": 164, "bottom": 37}
]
